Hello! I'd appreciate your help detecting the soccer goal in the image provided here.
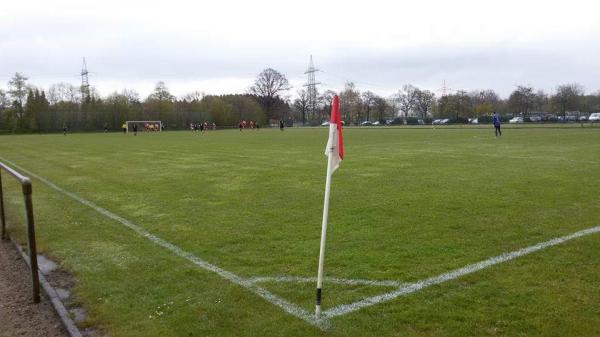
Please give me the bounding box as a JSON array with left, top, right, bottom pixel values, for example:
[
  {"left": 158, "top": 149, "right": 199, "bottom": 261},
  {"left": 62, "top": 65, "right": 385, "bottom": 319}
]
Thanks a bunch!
[{"left": 126, "top": 121, "right": 163, "bottom": 133}]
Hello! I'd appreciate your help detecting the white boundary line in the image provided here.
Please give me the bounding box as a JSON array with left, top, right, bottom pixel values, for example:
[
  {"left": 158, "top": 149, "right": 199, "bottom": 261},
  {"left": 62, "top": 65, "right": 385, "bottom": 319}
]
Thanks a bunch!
[
  {"left": 0, "top": 157, "right": 327, "bottom": 329},
  {"left": 2, "top": 156, "right": 598, "bottom": 328},
  {"left": 321, "top": 225, "right": 600, "bottom": 319},
  {"left": 248, "top": 276, "right": 403, "bottom": 287}
]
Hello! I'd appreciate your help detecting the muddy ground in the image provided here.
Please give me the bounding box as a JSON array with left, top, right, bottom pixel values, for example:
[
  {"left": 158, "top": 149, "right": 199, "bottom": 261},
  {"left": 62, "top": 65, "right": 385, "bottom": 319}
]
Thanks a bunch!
[{"left": 0, "top": 239, "right": 68, "bottom": 337}]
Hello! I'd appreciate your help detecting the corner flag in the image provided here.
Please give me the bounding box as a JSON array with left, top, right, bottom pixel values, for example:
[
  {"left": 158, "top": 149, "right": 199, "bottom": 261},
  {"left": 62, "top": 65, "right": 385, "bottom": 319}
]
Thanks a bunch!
[
  {"left": 325, "top": 95, "right": 344, "bottom": 172},
  {"left": 316, "top": 95, "right": 344, "bottom": 318}
]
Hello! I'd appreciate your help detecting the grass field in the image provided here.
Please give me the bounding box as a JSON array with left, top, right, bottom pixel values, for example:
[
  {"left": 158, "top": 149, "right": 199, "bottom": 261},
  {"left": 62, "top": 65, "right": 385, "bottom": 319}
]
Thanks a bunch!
[{"left": 1, "top": 127, "right": 599, "bottom": 336}]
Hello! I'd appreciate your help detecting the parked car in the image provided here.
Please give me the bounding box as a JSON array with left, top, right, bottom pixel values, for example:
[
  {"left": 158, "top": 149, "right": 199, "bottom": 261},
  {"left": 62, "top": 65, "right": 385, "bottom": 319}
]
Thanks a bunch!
[
  {"left": 360, "top": 121, "right": 373, "bottom": 126},
  {"left": 321, "top": 121, "right": 329, "bottom": 126},
  {"left": 509, "top": 117, "right": 524, "bottom": 123},
  {"left": 372, "top": 121, "right": 380, "bottom": 126},
  {"left": 528, "top": 116, "right": 542, "bottom": 122},
  {"left": 589, "top": 113, "right": 600, "bottom": 122},
  {"left": 433, "top": 119, "right": 450, "bottom": 125},
  {"left": 578, "top": 115, "right": 588, "bottom": 121},
  {"left": 469, "top": 118, "right": 479, "bottom": 124},
  {"left": 385, "top": 119, "right": 393, "bottom": 125}
]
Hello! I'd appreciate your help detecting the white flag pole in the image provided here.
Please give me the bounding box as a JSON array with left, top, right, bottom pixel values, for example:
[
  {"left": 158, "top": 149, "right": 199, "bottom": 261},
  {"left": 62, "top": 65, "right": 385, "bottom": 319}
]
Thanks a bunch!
[{"left": 316, "top": 136, "right": 335, "bottom": 318}]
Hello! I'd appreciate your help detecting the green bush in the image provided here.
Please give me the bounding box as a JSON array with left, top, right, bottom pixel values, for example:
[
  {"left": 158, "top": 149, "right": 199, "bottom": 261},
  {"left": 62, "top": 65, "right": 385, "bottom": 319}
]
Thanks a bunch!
[
  {"left": 406, "top": 117, "right": 420, "bottom": 125},
  {"left": 391, "top": 118, "right": 404, "bottom": 125},
  {"left": 478, "top": 115, "right": 493, "bottom": 124},
  {"left": 450, "top": 116, "right": 469, "bottom": 124}
]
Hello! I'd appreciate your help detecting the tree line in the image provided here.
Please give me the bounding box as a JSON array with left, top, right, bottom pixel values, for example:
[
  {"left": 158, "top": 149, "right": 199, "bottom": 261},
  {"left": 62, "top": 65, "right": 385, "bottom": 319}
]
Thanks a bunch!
[
  {"left": 295, "top": 82, "right": 600, "bottom": 126},
  {"left": 1, "top": 70, "right": 599, "bottom": 133}
]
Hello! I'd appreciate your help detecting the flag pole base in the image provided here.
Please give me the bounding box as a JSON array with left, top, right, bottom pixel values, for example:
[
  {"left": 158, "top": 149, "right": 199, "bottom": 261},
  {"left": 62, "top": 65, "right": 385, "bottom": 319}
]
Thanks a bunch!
[{"left": 315, "top": 287, "right": 322, "bottom": 318}]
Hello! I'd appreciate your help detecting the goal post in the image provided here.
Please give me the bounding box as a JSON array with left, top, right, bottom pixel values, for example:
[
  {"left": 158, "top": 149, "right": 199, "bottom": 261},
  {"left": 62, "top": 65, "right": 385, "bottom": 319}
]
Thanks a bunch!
[{"left": 126, "top": 121, "right": 163, "bottom": 133}]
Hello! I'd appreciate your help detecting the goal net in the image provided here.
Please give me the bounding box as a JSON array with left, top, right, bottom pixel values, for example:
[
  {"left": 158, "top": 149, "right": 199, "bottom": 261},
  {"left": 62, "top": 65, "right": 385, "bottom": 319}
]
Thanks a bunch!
[{"left": 126, "top": 121, "right": 163, "bottom": 133}]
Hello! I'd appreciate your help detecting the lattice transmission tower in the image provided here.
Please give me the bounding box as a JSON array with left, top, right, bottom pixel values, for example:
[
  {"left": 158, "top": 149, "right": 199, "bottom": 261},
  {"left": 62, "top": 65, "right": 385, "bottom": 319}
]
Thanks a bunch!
[
  {"left": 303, "top": 55, "right": 321, "bottom": 124},
  {"left": 438, "top": 79, "right": 453, "bottom": 97},
  {"left": 80, "top": 57, "right": 90, "bottom": 102}
]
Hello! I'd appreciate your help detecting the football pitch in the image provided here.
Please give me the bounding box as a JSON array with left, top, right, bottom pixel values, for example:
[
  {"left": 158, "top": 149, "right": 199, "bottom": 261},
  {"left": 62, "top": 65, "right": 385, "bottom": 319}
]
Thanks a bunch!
[{"left": 1, "top": 127, "right": 599, "bottom": 336}]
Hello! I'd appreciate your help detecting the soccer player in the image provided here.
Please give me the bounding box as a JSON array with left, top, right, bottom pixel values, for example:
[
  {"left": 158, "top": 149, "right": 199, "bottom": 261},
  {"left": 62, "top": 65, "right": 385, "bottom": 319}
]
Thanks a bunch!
[
  {"left": 493, "top": 112, "right": 502, "bottom": 137},
  {"left": 63, "top": 124, "right": 68, "bottom": 136},
  {"left": 279, "top": 119, "right": 284, "bottom": 131},
  {"left": 133, "top": 123, "right": 138, "bottom": 136},
  {"left": 122, "top": 122, "right": 127, "bottom": 134}
]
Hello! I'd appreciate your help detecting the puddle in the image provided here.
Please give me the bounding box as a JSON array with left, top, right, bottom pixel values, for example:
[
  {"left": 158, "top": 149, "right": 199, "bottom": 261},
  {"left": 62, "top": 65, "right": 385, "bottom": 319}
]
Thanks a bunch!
[
  {"left": 70, "top": 307, "right": 86, "bottom": 322},
  {"left": 37, "top": 255, "right": 58, "bottom": 274},
  {"left": 55, "top": 287, "right": 71, "bottom": 300}
]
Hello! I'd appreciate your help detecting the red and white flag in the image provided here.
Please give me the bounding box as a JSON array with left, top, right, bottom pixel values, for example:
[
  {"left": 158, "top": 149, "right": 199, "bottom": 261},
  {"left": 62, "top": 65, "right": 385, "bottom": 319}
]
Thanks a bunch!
[
  {"left": 316, "top": 94, "right": 344, "bottom": 317},
  {"left": 325, "top": 95, "right": 344, "bottom": 172}
]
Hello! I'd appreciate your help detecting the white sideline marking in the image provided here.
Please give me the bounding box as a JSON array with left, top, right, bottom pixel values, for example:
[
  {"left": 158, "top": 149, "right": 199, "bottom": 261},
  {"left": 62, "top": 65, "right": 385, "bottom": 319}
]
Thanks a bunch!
[
  {"left": 249, "top": 276, "right": 402, "bottom": 287},
  {"left": 0, "top": 157, "right": 326, "bottom": 329},
  {"left": 322, "top": 225, "right": 600, "bottom": 319},
  {"left": 3, "top": 156, "right": 598, "bottom": 327}
]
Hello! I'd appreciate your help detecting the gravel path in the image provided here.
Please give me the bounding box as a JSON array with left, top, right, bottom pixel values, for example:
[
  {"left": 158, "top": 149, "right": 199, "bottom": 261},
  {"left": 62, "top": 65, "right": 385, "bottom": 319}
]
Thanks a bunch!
[{"left": 0, "top": 239, "right": 68, "bottom": 337}]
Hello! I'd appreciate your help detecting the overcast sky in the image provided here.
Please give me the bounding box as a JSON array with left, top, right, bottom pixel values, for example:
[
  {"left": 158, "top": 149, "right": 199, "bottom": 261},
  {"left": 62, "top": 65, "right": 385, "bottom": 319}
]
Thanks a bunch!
[{"left": 1, "top": 0, "right": 599, "bottom": 99}]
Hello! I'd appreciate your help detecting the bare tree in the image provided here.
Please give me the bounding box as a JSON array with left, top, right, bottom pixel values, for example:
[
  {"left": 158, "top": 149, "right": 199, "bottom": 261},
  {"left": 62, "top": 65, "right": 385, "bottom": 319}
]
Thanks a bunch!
[
  {"left": 373, "top": 96, "right": 391, "bottom": 122},
  {"left": 249, "top": 68, "right": 291, "bottom": 120},
  {"left": 396, "top": 84, "right": 419, "bottom": 119},
  {"left": 320, "top": 90, "right": 337, "bottom": 121},
  {"left": 453, "top": 90, "right": 472, "bottom": 119},
  {"left": 469, "top": 89, "right": 499, "bottom": 117},
  {"left": 122, "top": 89, "right": 141, "bottom": 104},
  {"left": 293, "top": 89, "right": 310, "bottom": 125},
  {"left": 148, "top": 81, "right": 175, "bottom": 102},
  {"left": 183, "top": 91, "right": 205, "bottom": 102},
  {"left": 48, "top": 82, "right": 81, "bottom": 104},
  {"left": 533, "top": 90, "right": 548, "bottom": 112},
  {"left": 508, "top": 85, "right": 536, "bottom": 115},
  {"left": 339, "top": 82, "right": 361, "bottom": 124},
  {"left": 361, "top": 91, "right": 376, "bottom": 121},
  {"left": 414, "top": 89, "right": 435, "bottom": 119},
  {"left": 553, "top": 83, "right": 584, "bottom": 116},
  {"left": 249, "top": 68, "right": 291, "bottom": 98}
]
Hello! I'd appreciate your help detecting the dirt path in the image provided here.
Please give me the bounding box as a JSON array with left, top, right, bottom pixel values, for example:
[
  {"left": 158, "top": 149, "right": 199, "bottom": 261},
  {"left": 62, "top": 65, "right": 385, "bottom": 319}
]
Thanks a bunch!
[{"left": 0, "top": 239, "right": 67, "bottom": 337}]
